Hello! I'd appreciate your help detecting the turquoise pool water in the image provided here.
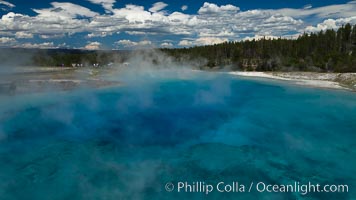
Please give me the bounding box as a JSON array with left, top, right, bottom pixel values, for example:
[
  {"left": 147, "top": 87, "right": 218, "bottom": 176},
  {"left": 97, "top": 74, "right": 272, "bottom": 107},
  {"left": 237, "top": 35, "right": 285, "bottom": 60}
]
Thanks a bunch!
[{"left": 0, "top": 72, "right": 355, "bottom": 199}]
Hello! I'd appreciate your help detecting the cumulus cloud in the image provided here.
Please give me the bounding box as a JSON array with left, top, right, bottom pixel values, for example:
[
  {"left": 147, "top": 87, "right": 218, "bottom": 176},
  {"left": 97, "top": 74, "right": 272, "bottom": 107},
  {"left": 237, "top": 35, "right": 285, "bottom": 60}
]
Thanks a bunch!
[
  {"left": 112, "top": 4, "right": 152, "bottom": 23},
  {"left": 178, "top": 40, "right": 193, "bottom": 46},
  {"left": 199, "top": 30, "right": 234, "bottom": 37},
  {"left": 244, "top": 33, "right": 300, "bottom": 41},
  {"left": 0, "top": 1, "right": 355, "bottom": 48},
  {"left": 243, "top": 35, "right": 279, "bottom": 41},
  {"left": 87, "top": 32, "right": 112, "bottom": 38},
  {"left": 39, "top": 34, "right": 66, "bottom": 39},
  {"left": 196, "top": 37, "right": 228, "bottom": 45},
  {"left": 149, "top": 2, "right": 168, "bottom": 13},
  {"left": 160, "top": 42, "right": 173, "bottom": 47},
  {"left": 115, "top": 39, "right": 152, "bottom": 48},
  {"left": 198, "top": 2, "right": 239, "bottom": 15},
  {"left": 17, "top": 42, "right": 57, "bottom": 49},
  {"left": 179, "top": 37, "right": 228, "bottom": 46},
  {"left": 15, "top": 32, "right": 33, "bottom": 39},
  {"left": 0, "top": 37, "right": 16, "bottom": 44},
  {"left": 84, "top": 41, "right": 101, "bottom": 50},
  {"left": 305, "top": 16, "right": 356, "bottom": 32},
  {"left": 0, "top": 2, "right": 97, "bottom": 38}
]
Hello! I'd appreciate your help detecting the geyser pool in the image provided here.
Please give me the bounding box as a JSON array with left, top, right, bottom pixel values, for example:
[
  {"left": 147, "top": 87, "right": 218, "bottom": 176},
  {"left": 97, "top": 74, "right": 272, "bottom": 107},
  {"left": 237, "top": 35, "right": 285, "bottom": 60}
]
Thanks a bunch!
[{"left": 0, "top": 71, "right": 355, "bottom": 200}]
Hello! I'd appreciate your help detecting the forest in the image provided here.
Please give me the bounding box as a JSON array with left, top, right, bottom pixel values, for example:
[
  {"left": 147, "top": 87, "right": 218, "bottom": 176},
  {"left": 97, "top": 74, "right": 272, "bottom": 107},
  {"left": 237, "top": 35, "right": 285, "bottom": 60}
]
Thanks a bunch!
[
  {"left": 1, "top": 24, "right": 355, "bottom": 72},
  {"left": 163, "top": 23, "right": 356, "bottom": 72}
]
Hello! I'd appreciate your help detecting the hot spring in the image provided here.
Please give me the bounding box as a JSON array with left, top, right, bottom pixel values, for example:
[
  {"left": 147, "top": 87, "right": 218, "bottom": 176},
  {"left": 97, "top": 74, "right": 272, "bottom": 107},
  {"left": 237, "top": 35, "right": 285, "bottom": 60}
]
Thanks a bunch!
[{"left": 0, "top": 69, "right": 355, "bottom": 199}]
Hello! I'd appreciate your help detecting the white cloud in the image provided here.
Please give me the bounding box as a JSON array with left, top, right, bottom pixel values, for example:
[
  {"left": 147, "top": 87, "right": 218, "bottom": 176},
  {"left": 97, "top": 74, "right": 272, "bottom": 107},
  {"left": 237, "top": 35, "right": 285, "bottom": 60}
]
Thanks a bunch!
[
  {"left": 0, "top": 2, "right": 343, "bottom": 42},
  {"left": 0, "top": 0, "right": 15, "bottom": 10},
  {"left": 0, "top": 3, "right": 96, "bottom": 37},
  {"left": 181, "top": 5, "right": 188, "bottom": 11},
  {"left": 160, "top": 42, "right": 173, "bottom": 47},
  {"left": 115, "top": 39, "right": 136, "bottom": 47},
  {"left": 303, "top": 4, "right": 312, "bottom": 9},
  {"left": 0, "top": 1, "right": 355, "bottom": 48},
  {"left": 199, "top": 30, "right": 234, "bottom": 37},
  {"left": 15, "top": 32, "right": 33, "bottom": 38},
  {"left": 196, "top": 37, "right": 228, "bottom": 45},
  {"left": 87, "top": 32, "right": 112, "bottom": 38},
  {"left": 84, "top": 41, "right": 101, "bottom": 50},
  {"left": 243, "top": 34, "right": 300, "bottom": 41},
  {"left": 149, "top": 2, "right": 168, "bottom": 13},
  {"left": 198, "top": 2, "right": 239, "bottom": 15},
  {"left": 33, "top": 2, "right": 98, "bottom": 18},
  {"left": 18, "top": 42, "right": 56, "bottom": 49},
  {"left": 125, "top": 31, "right": 155, "bottom": 35},
  {"left": 137, "top": 40, "right": 152, "bottom": 46},
  {"left": 0, "top": 31, "right": 11, "bottom": 37},
  {"left": 0, "top": 37, "right": 16, "bottom": 44},
  {"left": 243, "top": 35, "right": 279, "bottom": 41},
  {"left": 15, "top": 42, "right": 68, "bottom": 49},
  {"left": 305, "top": 16, "right": 356, "bottom": 32},
  {"left": 178, "top": 40, "right": 193, "bottom": 46},
  {"left": 273, "top": 1, "right": 356, "bottom": 19},
  {"left": 115, "top": 39, "right": 152, "bottom": 47},
  {"left": 39, "top": 34, "right": 66, "bottom": 39},
  {"left": 112, "top": 4, "right": 152, "bottom": 23},
  {"left": 179, "top": 37, "right": 228, "bottom": 46}
]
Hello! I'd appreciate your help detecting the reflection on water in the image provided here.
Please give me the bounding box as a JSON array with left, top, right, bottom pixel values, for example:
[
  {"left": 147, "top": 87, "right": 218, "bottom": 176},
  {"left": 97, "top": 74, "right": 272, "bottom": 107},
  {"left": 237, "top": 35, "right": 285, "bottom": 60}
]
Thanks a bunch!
[{"left": 0, "top": 72, "right": 355, "bottom": 199}]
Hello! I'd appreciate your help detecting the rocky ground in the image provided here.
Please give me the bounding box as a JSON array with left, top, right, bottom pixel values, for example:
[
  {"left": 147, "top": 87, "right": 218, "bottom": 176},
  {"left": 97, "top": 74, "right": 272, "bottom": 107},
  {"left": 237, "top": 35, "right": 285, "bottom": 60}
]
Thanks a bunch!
[{"left": 270, "top": 72, "right": 356, "bottom": 91}]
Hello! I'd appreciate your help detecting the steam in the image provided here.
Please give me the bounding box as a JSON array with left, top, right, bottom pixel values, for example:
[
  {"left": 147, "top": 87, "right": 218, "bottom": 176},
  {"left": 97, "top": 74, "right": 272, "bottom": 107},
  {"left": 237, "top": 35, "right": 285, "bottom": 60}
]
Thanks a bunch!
[
  {"left": 0, "top": 48, "right": 209, "bottom": 97},
  {"left": 1, "top": 48, "right": 354, "bottom": 199},
  {"left": 0, "top": 48, "right": 237, "bottom": 151},
  {"left": 109, "top": 49, "right": 202, "bottom": 81},
  {"left": 194, "top": 75, "right": 232, "bottom": 105}
]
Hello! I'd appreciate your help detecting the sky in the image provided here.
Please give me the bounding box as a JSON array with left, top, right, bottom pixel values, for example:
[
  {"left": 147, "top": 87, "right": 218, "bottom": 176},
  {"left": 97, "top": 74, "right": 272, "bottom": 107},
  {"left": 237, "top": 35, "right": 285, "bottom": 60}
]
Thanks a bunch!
[{"left": 0, "top": 0, "right": 355, "bottom": 50}]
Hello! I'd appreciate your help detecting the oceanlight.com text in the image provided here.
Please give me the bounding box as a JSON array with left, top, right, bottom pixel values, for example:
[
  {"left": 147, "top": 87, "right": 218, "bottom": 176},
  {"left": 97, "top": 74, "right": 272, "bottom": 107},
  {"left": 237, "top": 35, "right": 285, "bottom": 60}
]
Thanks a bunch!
[{"left": 165, "top": 181, "right": 349, "bottom": 195}]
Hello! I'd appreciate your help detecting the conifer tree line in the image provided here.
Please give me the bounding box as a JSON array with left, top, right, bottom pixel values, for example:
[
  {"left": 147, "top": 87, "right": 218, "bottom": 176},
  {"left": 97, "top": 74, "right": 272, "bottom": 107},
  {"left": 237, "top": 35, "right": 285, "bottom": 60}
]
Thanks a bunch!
[
  {"left": 163, "top": 23, "right": 356, "bottom": 72},
  {"left": 2, "top": 24, "right": 355, "bottom": 72}
]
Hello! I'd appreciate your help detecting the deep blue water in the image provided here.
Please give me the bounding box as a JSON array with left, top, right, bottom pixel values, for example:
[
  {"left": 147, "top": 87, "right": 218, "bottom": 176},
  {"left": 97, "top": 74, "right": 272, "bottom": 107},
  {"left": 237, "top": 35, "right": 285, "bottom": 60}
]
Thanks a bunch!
[{"left": 0, "top": 71, "right": 355, "bottom": 199}]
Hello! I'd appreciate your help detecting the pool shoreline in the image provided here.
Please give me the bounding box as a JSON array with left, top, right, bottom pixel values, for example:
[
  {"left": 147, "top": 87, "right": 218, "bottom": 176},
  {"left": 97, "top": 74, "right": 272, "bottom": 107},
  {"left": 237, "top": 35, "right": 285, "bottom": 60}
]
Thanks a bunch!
[{"left": 228, "top": 71, "right": 356, "bottom": 92}]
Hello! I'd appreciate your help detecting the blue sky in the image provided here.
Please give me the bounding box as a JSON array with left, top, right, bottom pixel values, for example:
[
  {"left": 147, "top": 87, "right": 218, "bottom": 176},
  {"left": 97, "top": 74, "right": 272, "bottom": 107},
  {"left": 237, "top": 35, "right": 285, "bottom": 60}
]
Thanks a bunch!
[{"left": 0, "top": 0, "right": 355, "bottom": 49}]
